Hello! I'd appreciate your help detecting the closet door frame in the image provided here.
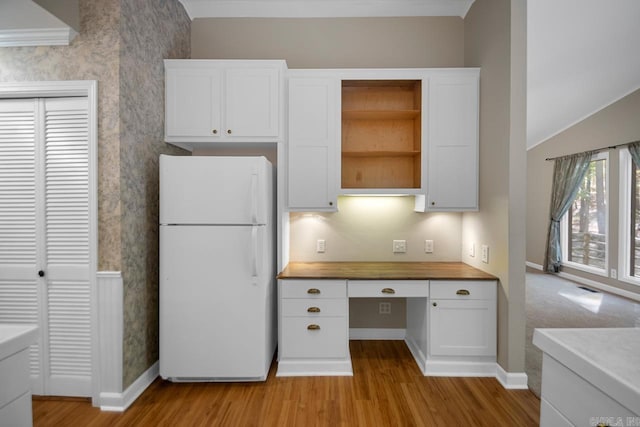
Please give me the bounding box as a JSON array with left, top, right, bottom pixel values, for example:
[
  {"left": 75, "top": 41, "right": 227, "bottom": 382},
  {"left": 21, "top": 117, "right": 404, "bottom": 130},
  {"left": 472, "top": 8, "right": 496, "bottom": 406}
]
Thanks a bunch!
[{"left": 0, "top": 81, "right": 99, "bottom": 404}]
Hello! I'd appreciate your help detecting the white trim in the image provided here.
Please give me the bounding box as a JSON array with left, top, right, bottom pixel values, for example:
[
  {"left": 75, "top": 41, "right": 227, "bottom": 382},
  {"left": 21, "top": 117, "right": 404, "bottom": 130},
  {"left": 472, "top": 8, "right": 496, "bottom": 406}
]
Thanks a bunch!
[
  {"left": 557, "top": 270, "right": 640, "bottom": 303},
  {"left": 349, "top": 328, "right": 406, "bottom": 340},
  {"left": 526, "top": 261, "right": 543, "bottom": 271},
  {"left": 560, "top": 152, "right": 609, "bottom": 277},
  {"left": 496, "top": 364, "right": 529, "bottom": 389},
  {"left": 0, "top": 27, "right": 77, "bottom": 47},
  {"left": 405, "top": 336, "right": 427, "bottom": 373},
  {"left": 100, "top": 362, "right": 159, "bottom": 412},
  {"left": 96, "top": 272, "right": 123, "bottom": 406},
  {"left": 276, "top": 359, "right": 353, "bottom": 377},
  {"left": 423, "top": 359, "right": 498, "bottom": 377},
  {"left": 178, "top": 0, "right": 475, "bottom": 19},
  {"left": 617, "top": 148, "right": 640, "bottom": 287}
]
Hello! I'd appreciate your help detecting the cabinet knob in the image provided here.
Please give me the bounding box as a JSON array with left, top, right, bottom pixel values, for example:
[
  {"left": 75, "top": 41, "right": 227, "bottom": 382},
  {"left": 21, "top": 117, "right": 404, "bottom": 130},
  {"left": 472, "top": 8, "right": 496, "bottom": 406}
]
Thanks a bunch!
[
  {"left": 307, "top": 307, "right": 321, "bottom": 313},
  {"left": 432, "top": 302, "right": 437, "bottom": 307},
  {"left": 227, "top": 129, "right": 232, "bottom": 135},
  {"left": 38, "top": 270, "right": 45, "bottom": 277},
  {"left": 212, "top": 129, "right": 218, "bottom": 134},
  {"left": 307, "top": 288, "right": 321, "bottom": 295},
  {"left": 307, "top": 324, "right": 320, "bottom": 331},
  {"left": 456, "top": 289, "right": 470, "bottom": 296},
  {"left": 381, "top": 288, "right": 395, "bottom": 295},
  {"left": 431, "top": 201, "right": 435, "bottom": 206},
  {"left": 329, "top": 201, "right": 333, "bottom": 206}
]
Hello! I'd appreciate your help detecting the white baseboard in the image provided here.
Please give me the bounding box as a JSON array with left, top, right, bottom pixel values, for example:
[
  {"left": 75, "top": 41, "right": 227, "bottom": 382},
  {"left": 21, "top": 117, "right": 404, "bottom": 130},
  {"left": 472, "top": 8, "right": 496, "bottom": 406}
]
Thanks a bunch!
[
  {"left": 404, "top": 337, "right": 427, "bottom": 373},
  {"left": 526, "top": 261, "right": 543, "bottom": 271},
  {"left": 349, "top": 328, "right": 406, "bottom": 340},
  {"left": 423, "top": 359, "right": 497, "bottom": 377},
  {"left": 100, "top": 361, "right": 159, "bottom": 411},
  {"left": 496, "top": 364, "right": 528, "bottom": 389},
  {"left": 276, "top": 359, "right": 353, "bottom": 377}
]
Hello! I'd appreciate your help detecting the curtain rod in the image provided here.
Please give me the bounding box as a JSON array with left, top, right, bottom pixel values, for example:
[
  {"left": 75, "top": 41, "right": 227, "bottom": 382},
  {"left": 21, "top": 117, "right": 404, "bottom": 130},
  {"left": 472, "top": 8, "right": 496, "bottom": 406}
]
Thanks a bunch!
[{"left": 545, "top": 140, "right": 640, "bottom": 161}]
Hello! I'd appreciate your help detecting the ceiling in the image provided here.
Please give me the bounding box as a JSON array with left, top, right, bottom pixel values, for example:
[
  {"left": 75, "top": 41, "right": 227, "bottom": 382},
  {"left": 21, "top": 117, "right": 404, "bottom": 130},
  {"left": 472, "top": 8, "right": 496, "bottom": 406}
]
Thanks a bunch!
[{"left": 2, "top": 0, "right": 639, "bottom": 150}]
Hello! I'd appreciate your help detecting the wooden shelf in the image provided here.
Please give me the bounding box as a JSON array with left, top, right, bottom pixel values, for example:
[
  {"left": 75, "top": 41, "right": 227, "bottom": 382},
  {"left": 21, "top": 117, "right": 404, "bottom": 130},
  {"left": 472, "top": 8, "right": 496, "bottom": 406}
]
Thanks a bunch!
[
  {"left": 342, "top": 110, "right": 420, "bottom": 120},
  {"left": 342, "top": 150, "right": 420, "bottom": 158},
  {"left": 341, "top": 80, "right": 422, "bottom": 190}
]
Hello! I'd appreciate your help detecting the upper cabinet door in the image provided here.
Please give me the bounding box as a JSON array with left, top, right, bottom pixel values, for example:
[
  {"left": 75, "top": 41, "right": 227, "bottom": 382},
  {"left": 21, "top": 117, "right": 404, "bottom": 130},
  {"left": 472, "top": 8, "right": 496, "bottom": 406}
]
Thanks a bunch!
[
  {"left": 165, "top": 67, "right": 222, "bottom": 138},
  {"left": 226, "top": 67, "right": 280, "bottom": 138},
  {"left": 164, "top": 60, "right": 285, "bottom": 149},
  {"left": 424, "top": 71, "right": 479, "bottom": 211},
  {"left": 287, "top": 76, "right": 339, "bottom": 211}
]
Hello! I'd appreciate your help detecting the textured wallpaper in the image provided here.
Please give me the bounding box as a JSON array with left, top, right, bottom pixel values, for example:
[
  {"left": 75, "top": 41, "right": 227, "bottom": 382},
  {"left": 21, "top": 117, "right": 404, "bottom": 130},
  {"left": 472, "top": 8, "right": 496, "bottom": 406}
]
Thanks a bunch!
[
  {"left": 119, "top": 0, "right": 190, "bottom": 388},
  {"left": 0, "top": 0, "right": 190, "bottom": 391}
]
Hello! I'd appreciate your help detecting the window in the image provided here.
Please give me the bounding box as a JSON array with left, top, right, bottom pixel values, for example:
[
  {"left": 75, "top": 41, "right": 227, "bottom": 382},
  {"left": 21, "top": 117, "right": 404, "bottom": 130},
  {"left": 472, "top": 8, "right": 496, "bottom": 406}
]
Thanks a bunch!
[
  {"left": 561, "top": 152, "right": 608, "bottom": 275},
  {"left": 619, "top": 148, "right": 640, "bottom": 285}
]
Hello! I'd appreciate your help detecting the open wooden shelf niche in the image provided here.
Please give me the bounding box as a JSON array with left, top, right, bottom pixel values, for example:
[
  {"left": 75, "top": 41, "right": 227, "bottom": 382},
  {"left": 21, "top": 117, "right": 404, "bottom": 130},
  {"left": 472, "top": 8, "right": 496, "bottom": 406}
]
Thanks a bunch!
[{"left": 341, "top": 80, "right": 422, "bottom": 189}]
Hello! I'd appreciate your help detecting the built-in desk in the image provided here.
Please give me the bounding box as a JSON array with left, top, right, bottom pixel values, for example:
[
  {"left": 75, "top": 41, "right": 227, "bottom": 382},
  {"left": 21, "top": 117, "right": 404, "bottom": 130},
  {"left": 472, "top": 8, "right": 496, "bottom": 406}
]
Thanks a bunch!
[{"left": 276, "top": 262, "right": 498, "bottom": 378}]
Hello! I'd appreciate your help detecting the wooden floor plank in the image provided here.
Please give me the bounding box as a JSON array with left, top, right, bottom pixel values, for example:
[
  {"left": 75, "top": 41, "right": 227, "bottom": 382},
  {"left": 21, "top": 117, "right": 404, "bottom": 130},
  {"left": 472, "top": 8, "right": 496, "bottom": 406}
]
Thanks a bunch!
[{"left": 33, "top": 341, "right": 540, "bottom": 426}]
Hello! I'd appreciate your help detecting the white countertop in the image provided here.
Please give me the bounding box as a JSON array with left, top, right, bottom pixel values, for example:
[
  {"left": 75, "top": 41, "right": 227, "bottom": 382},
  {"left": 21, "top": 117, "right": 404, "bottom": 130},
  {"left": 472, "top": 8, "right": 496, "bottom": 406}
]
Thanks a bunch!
[
  {"left": 0, "top": 324, "right": 38, "bottom": 360},
  {"left": 533, "top": 327, "right": 640, "bottom": 414}
]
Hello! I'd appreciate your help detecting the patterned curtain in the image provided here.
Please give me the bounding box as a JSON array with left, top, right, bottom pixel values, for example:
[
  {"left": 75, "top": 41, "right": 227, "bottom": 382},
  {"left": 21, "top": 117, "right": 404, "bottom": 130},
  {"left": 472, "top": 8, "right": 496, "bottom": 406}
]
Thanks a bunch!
[
  {"left": 628, "top": 141, "right": 640, "bottom": 168},
  {"left": 543, "top": 152, "right": 594, "bottom": 273}
]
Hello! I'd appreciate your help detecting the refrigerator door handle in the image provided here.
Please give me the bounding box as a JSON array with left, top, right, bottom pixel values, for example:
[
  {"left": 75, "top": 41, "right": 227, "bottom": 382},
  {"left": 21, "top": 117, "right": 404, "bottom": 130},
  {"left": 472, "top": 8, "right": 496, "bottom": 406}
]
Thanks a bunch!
[
  {"left": 251, "top": 225, "right": 259, "bottom": 284},
  {"left": 251, "top": 171, "right": 259, "bottom": 224}
]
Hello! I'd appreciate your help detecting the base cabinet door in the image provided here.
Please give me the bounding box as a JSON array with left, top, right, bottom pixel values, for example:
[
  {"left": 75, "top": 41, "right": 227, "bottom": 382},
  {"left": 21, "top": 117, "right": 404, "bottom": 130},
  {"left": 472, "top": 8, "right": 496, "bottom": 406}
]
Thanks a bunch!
[{"left": 428, "top": 280, "right": 496, "bottom": 357}]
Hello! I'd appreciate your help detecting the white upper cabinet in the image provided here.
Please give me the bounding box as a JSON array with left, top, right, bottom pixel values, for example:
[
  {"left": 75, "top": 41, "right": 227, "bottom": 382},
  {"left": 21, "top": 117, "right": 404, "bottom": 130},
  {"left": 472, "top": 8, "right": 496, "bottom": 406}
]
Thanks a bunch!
[
  {"left": 287, "top": 74, "right": 339, "bottom": 211},
  {"left": 420, "top": 71, "right": 479, "bottom": 211},
  {"left": 164, "top": 60, "right": 285, "bottom": 149}
]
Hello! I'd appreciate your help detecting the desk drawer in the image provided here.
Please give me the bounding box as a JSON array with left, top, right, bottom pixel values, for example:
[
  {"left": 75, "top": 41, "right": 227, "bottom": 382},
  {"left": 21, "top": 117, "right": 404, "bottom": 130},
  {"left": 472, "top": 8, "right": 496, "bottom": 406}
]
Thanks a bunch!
[
  {"left": 430, "top": 280, "right": 496, "bottom": 300},
  {"left": 280, "top": 279, "right": 346, "bottom": 299},
  {"left": 282, "top": 299, "right": 347, "bottom": 317},
  {"left": 348, "top": 280, "right": 428, "bottom": 298},
  {"left": 280, "top": 317, "right": 348, "bottom": 359}
]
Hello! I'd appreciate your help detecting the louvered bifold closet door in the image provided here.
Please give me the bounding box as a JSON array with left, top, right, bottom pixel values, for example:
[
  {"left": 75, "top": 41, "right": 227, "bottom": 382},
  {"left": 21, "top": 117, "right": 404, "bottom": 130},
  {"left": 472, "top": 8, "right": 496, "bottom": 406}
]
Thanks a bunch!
[
  {"left": 0, "top": 99, "right": 43, "bottom": 393},
  {"left": 42, "top": 97, "right": 92, "bottom": 396}
]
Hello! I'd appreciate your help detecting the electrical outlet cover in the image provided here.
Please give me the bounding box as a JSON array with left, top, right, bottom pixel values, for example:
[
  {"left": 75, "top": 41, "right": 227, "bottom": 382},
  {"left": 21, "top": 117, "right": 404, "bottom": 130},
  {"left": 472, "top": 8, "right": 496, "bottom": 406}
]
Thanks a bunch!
[{"left": 481, "top": 244, "right": 489, "bottom": 263}]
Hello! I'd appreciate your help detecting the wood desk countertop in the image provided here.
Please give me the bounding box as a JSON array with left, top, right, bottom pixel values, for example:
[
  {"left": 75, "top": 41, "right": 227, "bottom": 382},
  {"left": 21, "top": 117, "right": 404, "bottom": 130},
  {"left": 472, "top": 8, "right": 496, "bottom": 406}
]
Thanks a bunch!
[{"left": 277, "top": 262, "right": 497, "bottom": 281}]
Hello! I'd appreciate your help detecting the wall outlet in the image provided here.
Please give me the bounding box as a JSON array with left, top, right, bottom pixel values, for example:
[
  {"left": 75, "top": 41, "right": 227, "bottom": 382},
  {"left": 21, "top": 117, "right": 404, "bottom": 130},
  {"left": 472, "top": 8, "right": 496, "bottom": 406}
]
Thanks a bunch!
[
  {"left": 424, "top": 240, "right": 434, "bottom": 253},
  {"left": 611, "top": 268, "right": 617, "bottom": 279},
  {"left": 393, "top": 240, "right": 407, "bottom": 253},
  {"left": 469, "top": 242, "right": 475, "bottom": 257},
  {"left": 316, "top": 239, "right": 326, "bottom": 253},
  {"left": 379, "top": 302, "right": 391, "bottom": 315},
  {"left": 481, "top": 244, "right": 489, "bottom": 263}
]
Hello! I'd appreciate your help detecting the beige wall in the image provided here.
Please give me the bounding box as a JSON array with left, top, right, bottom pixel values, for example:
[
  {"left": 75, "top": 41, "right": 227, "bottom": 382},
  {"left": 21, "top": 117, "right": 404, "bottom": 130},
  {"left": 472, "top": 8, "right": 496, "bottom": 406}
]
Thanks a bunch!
[
  {"left": 462, "top": 0, "right": 527, "bottom": 373},
  {"left": 192, "top": 17, "right": 464, "bottom": 68},
  {"left": 527, "top": 88, "right": 640, "bottom": 296},
  {"left": 191, "top": 16, "right": 466, "bottom": 328}
]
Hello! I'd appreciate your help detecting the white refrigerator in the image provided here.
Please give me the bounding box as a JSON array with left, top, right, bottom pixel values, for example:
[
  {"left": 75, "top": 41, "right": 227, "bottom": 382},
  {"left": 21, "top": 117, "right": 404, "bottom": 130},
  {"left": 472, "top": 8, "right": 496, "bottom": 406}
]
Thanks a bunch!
[{"left": 159, "top": 155, "right": 276, "bottom": 381}]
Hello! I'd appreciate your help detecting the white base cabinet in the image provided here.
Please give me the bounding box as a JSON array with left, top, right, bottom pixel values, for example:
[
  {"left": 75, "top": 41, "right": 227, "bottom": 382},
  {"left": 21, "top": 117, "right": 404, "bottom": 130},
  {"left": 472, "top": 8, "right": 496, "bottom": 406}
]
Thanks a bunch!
[
  {"left": 428, "top": 281, "right": 497, "bottom": 358},
  {"left": 277, "top": 280, "right": 352, "bottom": 376}
]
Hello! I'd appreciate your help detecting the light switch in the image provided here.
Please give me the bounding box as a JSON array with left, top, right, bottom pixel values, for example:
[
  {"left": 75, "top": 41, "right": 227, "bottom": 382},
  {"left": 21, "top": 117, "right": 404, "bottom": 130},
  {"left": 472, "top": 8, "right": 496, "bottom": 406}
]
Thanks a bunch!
[
  {"left": 469, "top": 242, "right": 475, "bottom": 257},
  {"left": 481, "top": 244, "right": 489, "bottom": 263},
  {"left": 424, "top": 240, "right": 434, "bottom": 253}
]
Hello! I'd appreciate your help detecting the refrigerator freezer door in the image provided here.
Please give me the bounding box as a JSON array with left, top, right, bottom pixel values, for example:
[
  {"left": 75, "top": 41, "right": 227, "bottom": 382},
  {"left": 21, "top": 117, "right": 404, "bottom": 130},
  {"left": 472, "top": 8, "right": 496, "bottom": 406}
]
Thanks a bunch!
[
  {"left": 159, "top": 155, "right": 272, "bottom": 225},
  {"left": 159, "top": 225, "right": 275, "bottom": 380}
]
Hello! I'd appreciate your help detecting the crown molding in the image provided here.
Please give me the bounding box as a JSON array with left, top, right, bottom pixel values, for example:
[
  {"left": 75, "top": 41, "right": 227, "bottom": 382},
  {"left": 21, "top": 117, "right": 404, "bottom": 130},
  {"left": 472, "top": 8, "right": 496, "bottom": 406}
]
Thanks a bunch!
[
  {"left": 0, "top": 27, "right": 77, "bottom": 47},
  {"left": 179, "top": 0, "right": 475, "bottom": 19}
]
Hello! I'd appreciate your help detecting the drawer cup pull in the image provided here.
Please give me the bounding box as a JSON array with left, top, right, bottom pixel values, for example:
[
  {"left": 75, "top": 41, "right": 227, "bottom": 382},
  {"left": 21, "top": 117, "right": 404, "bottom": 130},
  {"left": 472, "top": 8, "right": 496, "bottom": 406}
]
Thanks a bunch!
[
  {"left": 456, "top": 289, "right": 470, "bottom": 296},
  {"left": 307, "top": 288, "right": 321, "bottom": 295},
  {"left": 307, "top": 307, "right": 321, "bottom": 313},
  {"left": 381, "top": 288, "right": 395, "bottom": 294},
  {"left": 307, "top": 324, "right": 320, "bottom": 330}
]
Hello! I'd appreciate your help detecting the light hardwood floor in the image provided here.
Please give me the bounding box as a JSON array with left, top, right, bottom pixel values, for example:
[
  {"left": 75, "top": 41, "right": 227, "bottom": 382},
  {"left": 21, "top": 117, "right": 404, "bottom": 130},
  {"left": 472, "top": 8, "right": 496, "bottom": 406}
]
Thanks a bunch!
[{"left": 33, "top": 341, "right": 540, "bottom": 426}]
